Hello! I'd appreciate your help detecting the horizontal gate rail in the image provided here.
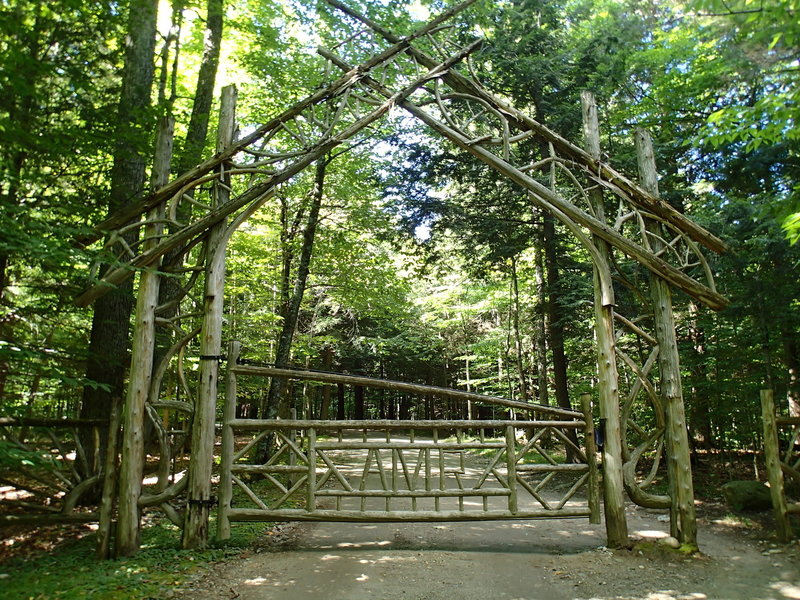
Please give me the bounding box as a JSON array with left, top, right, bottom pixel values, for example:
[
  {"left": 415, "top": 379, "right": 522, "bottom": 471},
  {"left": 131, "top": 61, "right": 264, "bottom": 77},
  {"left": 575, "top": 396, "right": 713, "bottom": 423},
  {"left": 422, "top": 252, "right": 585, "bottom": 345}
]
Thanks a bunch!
[
  {"left": 227, "top": 419, "right": 585, "bottom": 430},
  {"left": 230, "top": 364, "right": 582, "bottom": 419},
  {"left": 217, "top": 342, "right": 600, "bottom": 539}
]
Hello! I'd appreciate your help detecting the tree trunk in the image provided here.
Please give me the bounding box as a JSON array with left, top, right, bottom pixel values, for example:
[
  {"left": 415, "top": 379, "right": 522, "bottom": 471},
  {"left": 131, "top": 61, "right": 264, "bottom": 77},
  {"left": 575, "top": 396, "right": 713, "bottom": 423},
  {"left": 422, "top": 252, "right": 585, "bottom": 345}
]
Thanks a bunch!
[
  {"left": 533, "top": 238, "right": 549, "bottom": 406},
  {"left": 542, "top": 213, "right": 570, "bottom": 414},
  {"left": 116, "top": 117, "right": 174, "bottom": 557},
  {"left": 177, "top": 0, "right": 223, "bottom": 174},
  {"left": 635, "top": 128, "right": 697, "bottom": 549},
  {"left": 264, "top": 158, "right": 327, "bottom": 418},
  {"left": 509, "top": 255, "right": 529, "bottom": 402},
  {"left": 781, "top": 323, "right": 800, "bottom": 417},
  {"left": 336, "top": 383, "right": 346, "bottom": 420},
  {"left": 182, "top": 85, "right": 237, "bottom": 550},
  {"left": 80, "top": 0, "right": 158, "bottom": 472},
  {"left": 320, "top": 346, "right": 333, "bottom": 419},
  {"left": 687, "top": 302, "right": 713, "bottom": 449},
  {"left": 154, "top": 0, "right": 224, "bottom": 377},
  {"left": 354, "top": 385, "right": 365, "bottom": 419}
]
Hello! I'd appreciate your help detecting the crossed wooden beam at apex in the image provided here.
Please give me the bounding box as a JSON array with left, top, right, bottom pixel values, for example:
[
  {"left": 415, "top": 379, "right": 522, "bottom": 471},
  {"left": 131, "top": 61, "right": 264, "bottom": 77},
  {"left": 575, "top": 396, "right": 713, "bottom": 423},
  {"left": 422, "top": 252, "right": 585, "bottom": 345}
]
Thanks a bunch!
[{"left": 74, "top": 0, "right": 728, "bottom": 311}]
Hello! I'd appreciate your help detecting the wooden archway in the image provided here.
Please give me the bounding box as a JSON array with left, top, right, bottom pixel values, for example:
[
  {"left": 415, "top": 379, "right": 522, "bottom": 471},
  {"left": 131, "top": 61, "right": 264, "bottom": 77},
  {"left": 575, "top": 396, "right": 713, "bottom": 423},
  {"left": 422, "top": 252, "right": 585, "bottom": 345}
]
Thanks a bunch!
[{"left": 76, "top": 0, "right": 727, "bottom": 554}]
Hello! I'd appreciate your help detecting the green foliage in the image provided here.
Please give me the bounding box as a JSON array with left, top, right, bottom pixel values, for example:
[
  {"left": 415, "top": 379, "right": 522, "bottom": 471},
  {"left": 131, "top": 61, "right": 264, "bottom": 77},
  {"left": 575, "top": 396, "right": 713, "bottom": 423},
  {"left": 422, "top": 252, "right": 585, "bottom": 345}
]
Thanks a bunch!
[{"left": 0, "top": 439, "right": 51, "bottom": 473}]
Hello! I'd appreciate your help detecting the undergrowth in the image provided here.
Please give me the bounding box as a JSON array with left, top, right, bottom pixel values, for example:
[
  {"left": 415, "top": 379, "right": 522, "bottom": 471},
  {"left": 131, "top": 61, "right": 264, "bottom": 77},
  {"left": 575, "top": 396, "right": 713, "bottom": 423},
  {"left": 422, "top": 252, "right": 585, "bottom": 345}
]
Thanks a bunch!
[
  {"left": 0, "top": 515, "right": 270, "bottom": 600},
  {"left": 0, "top": 476, "right": 294, "bottom": 600}
]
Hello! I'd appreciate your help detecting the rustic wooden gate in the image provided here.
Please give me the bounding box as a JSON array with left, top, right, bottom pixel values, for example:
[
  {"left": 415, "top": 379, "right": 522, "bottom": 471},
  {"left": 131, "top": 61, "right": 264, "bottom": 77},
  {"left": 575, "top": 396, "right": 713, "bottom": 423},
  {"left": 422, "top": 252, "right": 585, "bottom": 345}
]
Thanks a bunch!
[{"left": 216, "top": 343, "right": 600, "bottom": 539}]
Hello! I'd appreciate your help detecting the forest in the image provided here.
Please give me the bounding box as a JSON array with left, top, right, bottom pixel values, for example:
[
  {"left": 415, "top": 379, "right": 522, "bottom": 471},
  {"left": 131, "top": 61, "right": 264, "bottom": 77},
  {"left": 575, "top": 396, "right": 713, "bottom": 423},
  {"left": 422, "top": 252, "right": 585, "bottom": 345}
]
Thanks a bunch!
[{"left": 1, "top": 0, "right": 799, "bottom": 597}]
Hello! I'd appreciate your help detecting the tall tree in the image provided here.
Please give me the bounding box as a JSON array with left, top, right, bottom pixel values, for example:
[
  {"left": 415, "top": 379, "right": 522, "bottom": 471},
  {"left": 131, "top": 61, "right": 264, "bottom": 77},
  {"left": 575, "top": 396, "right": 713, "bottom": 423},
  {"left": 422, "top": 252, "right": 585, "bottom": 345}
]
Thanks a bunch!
[
  {"left": 80, "top": 0, "right": 158, "bottom": 452},
  {"left": 264, "top": 158, "right": 328, "bottom": 417}
]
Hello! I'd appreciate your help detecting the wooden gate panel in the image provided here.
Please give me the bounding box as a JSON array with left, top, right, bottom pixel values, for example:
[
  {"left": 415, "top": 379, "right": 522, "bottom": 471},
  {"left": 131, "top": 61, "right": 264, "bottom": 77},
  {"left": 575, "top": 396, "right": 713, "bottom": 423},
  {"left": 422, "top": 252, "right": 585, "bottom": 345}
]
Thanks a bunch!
[{"left": 218, "top": 419, "right": 594, "bottom": 531}]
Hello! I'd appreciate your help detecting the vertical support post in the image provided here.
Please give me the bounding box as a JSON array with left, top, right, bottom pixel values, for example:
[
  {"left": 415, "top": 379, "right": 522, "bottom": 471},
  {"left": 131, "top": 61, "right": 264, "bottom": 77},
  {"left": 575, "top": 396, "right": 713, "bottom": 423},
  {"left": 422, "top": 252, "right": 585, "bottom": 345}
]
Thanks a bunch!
[
  {"left": 581, "top": 91, "right": 628, "bottom": 547},
  {"left": 635, "top": 128, "right": 697, "bottom": 548},
  {"left": 761, "top": 389, "right": 793, "bottom": 542},
  {"left": 116, "top": 116, "right": 174, "bottom": 556},
  {"left": 505, "top": 424, "right": 518, "bottom": 514},
  {"left": 581, "top": 392, "right": 601, "bottom": 524},
  {"left": 307, "top": 427, "right": 317, "bottom": 513},
  {"left": 217, "top": 340, "right": 239, "bottom": 541},
  {"left": 97, "top": 398, "right": 122, "bottom": 558},
  {"left": 289, "top": 407, "right": 297, "bottom": 487},
  {"left": 183, "top": 85, "right": 237, "bottom": 549}
]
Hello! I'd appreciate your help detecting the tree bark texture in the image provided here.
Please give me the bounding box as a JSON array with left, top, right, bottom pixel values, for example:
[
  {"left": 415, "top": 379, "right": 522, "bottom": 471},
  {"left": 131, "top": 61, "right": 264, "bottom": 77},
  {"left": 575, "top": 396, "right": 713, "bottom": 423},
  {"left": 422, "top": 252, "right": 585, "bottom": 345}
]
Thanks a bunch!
[
  {"left": 116, "top": 117, "right": 174, "bottom": 557},
  {"left": 581, "top": 91, "right": 628, "bottom": 548},
  {"left": 635, "top": 128, "right": 697, "bottom": 548},
  {"left": 182, "top": 85, "right": 237, "bottom": 550},
  {"left": 80, "top": 0, "right": 158, "bottom": 469}
]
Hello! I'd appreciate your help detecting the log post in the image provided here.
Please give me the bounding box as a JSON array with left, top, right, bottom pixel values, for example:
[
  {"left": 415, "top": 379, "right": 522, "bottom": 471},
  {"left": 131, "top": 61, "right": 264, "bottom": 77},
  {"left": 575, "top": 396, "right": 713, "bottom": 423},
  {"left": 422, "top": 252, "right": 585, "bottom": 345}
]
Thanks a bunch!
[
  {"left": 635, "top": 128, "right": 697, "bottom": 548},
  {"left": 96, "top": 398, "right": 122, "bottom": 558},
  {"left": 307, "top": 427, "right": 317, "bottom": 512},
  {"left": 505, "top": 424, "right": 518, "bottom": 514},
  {"left": 581, "top": 392, "right": 601, "bottom": 525},
  {"left": 217, "top": 340, "right": 239, "bottom": 541},
  {"left": 761, "top": 389, "right": 793, "bottom": 542},
  {"left": 581, "top": 92, "right": 627, "bottom": 547},
  {"left": 183, "top": 85, "right": 237, "bottom": 549},
  {"left": 116, "top": 116, "right": 174, "bottom": 556}
]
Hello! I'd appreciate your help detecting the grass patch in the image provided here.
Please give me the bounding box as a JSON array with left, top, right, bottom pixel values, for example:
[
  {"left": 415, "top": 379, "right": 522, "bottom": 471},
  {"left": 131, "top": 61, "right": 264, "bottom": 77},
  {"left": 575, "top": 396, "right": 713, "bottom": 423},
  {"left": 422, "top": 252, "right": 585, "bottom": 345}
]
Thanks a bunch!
[
  {"left": 0, "top": 476, "right": 299, "bottom": 600},
  {"left": 0, "top": 514, "right": 271, "bottom": 600}
]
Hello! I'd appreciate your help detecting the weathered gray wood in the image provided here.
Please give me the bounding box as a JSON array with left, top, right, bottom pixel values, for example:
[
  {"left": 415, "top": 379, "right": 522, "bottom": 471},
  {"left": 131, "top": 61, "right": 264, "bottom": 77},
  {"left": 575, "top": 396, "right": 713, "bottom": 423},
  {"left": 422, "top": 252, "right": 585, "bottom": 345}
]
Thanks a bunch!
[
  {"left": 761, "top": 389, "right": 793, "bottom": 542},
  {"left": 217, "top": 340, "right": 239, "bottom": 540},
  {"left": 117, "top": 116, "right": 174, "bottom": 557},
  {"left": 61, "top": 474, "right": 102, "bottom": 514},
  {"left": 516, "top": 463, "right": 589, "bottom": 473},
  {"left": 314, "top": 441, "right": 506, "bottom": 451},
  {"left": 581, "top": 92, "right": 628, "bottom": 547},
  {"left": 183, "top": 86, "right": 237, "bottom": 550},
  {"left": 232, "top": 464, "right": 309, "bottom": 474},
  {"left": 228, "top": 418, "right": 583, "bottom": 430},
  {"left": 635, "top": 128, "right": 697, "bottom": 548},
  {"left": 506, "top": 425, "right": 518, "bottom": 513},
  {"left": 319, "top": 49, "right": 727, "bottom": 311},
  {"left": 138, "top": 475, "right": 188, "bottom": 507},
  {"left": 0, "top": 513, "right": 99, "bottom": 526},
  {"left": 307, "top": 427, "right": 317, "bottom": 512},
  {"left": 324, "top": 0, "right": 727, "bottom": 256},
  {"left": 74, "top": 39, "right": 483, "bottom": 308},
  {"left": 580, "top": 393, "right": 601, "bottom": 524},
  {"left": 96, "top": 398, "right": 121, "bottom": 559},
  {"left": 315, "top": 489, "right": 512, "bottom": 498},
  {"left": 231, "top": 365, "right": 582, "bottom": 418},
  {"left": 228, "top": 508, "right": 591, "bottom": 522}
]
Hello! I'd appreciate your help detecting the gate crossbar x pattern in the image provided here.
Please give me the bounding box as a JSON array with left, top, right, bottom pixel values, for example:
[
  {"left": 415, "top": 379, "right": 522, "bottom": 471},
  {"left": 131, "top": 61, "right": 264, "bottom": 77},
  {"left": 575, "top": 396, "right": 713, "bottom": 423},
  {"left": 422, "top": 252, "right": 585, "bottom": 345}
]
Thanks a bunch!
[
  {"left": 220, "top": 421, "right": 596, "bottom": 525},
  {"left": 216, "top": 353, "right": 601, "bottom": 535}
]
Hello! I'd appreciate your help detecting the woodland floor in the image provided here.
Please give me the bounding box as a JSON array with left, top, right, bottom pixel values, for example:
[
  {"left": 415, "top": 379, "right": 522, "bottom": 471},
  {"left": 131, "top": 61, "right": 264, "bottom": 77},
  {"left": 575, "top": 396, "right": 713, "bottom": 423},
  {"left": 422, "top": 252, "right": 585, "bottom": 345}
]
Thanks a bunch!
[
  {"left": 2, "top": 445, "right": 800, "bottom": 599},
  {"left": 174, "top": 443, "right": 800, "bottom": 600}
]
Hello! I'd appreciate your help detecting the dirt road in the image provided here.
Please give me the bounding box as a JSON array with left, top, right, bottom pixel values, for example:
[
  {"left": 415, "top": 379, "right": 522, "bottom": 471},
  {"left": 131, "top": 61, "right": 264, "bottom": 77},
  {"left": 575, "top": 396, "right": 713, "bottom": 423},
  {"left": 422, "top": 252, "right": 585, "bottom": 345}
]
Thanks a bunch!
[
  {"left": 180, "top": 434, "right": 800, "bottom": 600},
  {"left": 178, "top": 505, "right": 799, "bottom": 600}
]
